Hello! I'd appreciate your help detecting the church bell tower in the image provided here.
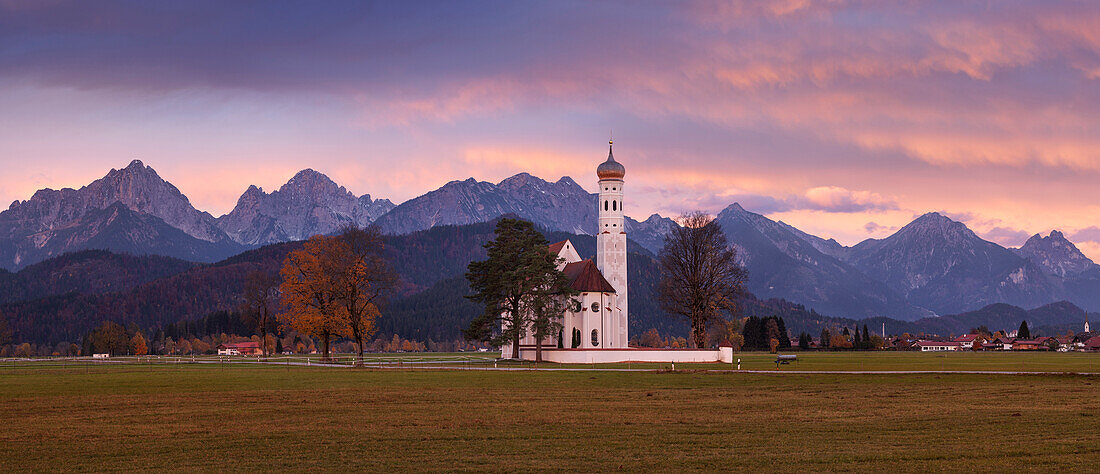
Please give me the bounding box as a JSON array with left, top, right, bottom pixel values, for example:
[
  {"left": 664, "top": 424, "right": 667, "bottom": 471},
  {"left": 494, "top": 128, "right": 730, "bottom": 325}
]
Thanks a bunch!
[{"left": 596, "top": 140, "right": 628, "bottom": 347}]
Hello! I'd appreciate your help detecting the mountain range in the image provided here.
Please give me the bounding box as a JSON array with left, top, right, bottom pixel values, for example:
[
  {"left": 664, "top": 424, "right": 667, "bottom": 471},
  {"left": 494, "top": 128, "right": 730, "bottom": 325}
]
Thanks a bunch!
[{"left": 2, "top": 160, "right": 1099, "bottom": 324}]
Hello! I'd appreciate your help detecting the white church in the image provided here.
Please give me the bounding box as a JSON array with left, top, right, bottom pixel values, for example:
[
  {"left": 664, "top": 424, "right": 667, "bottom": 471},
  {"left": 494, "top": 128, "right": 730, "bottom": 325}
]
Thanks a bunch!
[{"left": 502, "top": 142, "right": 734, "bottom": 364}]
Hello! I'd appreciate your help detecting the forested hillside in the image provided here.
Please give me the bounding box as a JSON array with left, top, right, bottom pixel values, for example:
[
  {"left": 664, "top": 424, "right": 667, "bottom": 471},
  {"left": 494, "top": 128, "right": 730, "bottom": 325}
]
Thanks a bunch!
[
  {"left": 1, "top": 217, "right": 840, "bottom": 346},
  {"left": 0, "top": 250, "right": 196, "bottom": 305},
  {"left": 8, "top": 217, "right": 1078, "bottom": 349}
]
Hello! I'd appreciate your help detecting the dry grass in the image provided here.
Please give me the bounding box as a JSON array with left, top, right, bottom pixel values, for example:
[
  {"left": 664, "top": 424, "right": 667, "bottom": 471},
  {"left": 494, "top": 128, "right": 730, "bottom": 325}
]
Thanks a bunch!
[{"left": 1, "top": 365, "right": 1097, "bottom": 471}]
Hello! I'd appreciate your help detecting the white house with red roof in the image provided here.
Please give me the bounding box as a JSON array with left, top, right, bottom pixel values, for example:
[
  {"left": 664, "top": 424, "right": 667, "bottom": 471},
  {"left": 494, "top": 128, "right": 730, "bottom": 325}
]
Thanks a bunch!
[
  {"left": 217, "top": 341, "right": 262, "bottom": 356},
  {"left": 914, "top": 341, "right": 962, "bottom": 352},
  {"left": 953, "top": 334, "right": 981, "bottom": 349}
]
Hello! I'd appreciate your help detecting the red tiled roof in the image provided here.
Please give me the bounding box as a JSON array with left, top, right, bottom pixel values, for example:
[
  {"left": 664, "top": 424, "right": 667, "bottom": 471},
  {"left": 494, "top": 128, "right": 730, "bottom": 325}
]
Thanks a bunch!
[
  {"left": 914, "top": 341, "right": 962, "bottom": 347},
  {"left": 562, "top": 259, "right": 617, "bottom": 293},
  {"left": 548, "top": 240, "right": 569, "bottom": 255},
  {"left": 1085, "top": 336, "right": 1100, "bottom": 349},
  {"left": 954, "top": 334, "right": 980, "bottom": 342},
  {"left": 220, "top": 342, "right": 260, "bottom": 349}
]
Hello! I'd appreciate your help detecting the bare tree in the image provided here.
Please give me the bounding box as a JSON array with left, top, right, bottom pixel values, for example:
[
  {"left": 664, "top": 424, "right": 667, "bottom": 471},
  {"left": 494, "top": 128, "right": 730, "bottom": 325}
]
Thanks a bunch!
[
  {"left": 657, "top": 212, "right": 748, "bottom": 348},
  {"left": 242, "top": 271, "right": 280, "bottom": 358}
]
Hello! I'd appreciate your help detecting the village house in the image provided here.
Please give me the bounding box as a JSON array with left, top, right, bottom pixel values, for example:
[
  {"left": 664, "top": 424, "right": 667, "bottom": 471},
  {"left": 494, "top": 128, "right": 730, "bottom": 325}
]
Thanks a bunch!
[
  {"left": 1010, "top": 339, "right": 1046, "bottom": 351},
  {"left": 217, "top": 342, "right": 262, "bottom": 356},
  {"left": 953, "top": 334, "right": 981, "bottom": 349},
  {"left": 991, "top": 336, "right": 1016, "bottom": 351},
  {"left": 914, "top": 341, "right": 962, "bottom": 352}
]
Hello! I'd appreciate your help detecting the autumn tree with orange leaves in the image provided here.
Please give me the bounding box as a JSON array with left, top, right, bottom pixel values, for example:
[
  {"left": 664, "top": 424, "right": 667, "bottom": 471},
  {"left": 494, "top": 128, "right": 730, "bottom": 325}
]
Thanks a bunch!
[
  {"left": 331, "top": 226, "right": 397, "bottom": 364},
  {"left": 280, "top": 234, "right": 348, "bottom": 361},
  {"left": 279, "top": 226, "right": 396, "bottom": 363}
]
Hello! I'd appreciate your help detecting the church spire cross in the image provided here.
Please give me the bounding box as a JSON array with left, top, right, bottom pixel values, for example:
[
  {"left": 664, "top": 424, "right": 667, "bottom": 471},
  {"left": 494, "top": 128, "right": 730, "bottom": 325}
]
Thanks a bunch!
[{"left": 597, "top": 136, "right": 625, "bottom": 179}]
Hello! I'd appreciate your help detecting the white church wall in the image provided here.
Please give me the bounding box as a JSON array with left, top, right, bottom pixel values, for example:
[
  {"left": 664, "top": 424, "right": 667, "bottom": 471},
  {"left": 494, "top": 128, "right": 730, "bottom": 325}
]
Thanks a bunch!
[
  {"left": 556, "top": 241, "right": 582, "bottom": 266},
  {"left": 517, "top": 348, "right": 727, "bottom": 364}
]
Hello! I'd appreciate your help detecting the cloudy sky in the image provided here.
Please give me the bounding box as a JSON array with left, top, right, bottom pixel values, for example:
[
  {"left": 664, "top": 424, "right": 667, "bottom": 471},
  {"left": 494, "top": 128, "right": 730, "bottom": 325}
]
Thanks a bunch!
[{"left": 2, "top": 1, "right": 1100, "bottom": 257}]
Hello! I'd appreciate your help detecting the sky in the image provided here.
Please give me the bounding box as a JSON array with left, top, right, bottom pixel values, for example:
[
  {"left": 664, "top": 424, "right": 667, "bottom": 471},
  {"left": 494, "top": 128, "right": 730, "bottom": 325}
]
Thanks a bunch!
[{"left": 2, "top": 1, "right": 1100, "bottom": 258}]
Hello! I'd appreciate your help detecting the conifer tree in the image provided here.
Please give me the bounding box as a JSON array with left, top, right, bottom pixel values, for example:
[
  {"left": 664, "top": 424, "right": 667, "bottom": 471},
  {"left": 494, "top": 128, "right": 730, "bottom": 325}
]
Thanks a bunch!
[
  {"left": 1018, "top": 320, "right": 1031, "bottom": 340},
  {"left": 777, "top": 317, "right": 791, "bottom": 348},
  {"left": 464, "top": 218, "right": 575, "bottom": 360},
  {"left": 798, "top": 332, "right": 810, "bottom": 350},
  {"left": 742, "top": 316, "right": 762, "bottom": 349}
]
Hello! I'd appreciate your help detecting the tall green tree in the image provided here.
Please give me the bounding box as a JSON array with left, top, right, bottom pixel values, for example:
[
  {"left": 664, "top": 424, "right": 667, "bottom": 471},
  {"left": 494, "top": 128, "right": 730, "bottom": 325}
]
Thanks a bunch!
[
  {"left": 1018, "top": 320, "right": 1031, "bottom": 339},
  {"left": 776, "top": 317, "right": 791, "bottom": 348},
  {"left": 658, "top": 212, "right": 748, "bottom": 348},
  {"left": 741, "top": 316, "right": 761, "bottom": 349},
  {"left": 464, "top": 218, "right": 574, "bottom": 359},
  {"left": 0, "top": 316, "right": 12, "bottom": 347},
  {"left": 524, "top": 271, "right": 577, "bottom": 362}
]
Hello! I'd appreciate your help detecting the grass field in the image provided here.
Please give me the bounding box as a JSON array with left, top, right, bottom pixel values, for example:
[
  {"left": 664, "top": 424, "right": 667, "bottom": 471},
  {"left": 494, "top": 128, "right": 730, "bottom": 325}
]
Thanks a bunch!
[{"left": 2, "top": 358, "right": 1099, "bottom": 471}]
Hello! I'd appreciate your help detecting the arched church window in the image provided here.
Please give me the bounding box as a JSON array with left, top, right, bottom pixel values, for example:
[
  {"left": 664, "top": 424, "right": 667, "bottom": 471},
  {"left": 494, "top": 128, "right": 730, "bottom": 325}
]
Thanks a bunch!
[
  {"left": 612, "top": 200, "right": 617, "bottom": 211},
  {"left": 591, "top": 302, "right": 600, "bottom": 312},
  {"left": 591, "top": 329, "right": 599, "bottom": 347},
  {"left": 604, "top": 200, "right": 608, "bottom": 211}
]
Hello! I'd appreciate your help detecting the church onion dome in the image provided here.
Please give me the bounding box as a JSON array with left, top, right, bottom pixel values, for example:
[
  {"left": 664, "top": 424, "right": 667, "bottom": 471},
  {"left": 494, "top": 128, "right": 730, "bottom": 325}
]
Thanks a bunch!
[{"left": 597, "top": 140, "right": 625, "bottom": 180}]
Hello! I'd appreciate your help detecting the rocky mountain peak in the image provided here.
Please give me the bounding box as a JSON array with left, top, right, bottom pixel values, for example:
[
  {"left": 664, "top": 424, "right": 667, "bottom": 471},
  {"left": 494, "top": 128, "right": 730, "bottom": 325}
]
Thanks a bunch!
[
  {"left": 280, "top": 169, "right": 344, "bottom": 196},
  {"left": 285, "top": 168, "right": 332, "bottom": 185},
  {"left": 498, "top": 172, "right": 535, "bottom": 188},
  {"left": 0, "top": 160, "right": 227, "bottom": 251},
  {"left": 1015, "top": 230, "right": 1096, "bottom": 277},
  {"left": 557, "top": 176, "right": 580, "bottom": 187},
  {"left": 895, "top": 212, "right": 976, "bottom": 244},
  {"left": 216, "top": 169, "right": 393, "bottom": 246}
]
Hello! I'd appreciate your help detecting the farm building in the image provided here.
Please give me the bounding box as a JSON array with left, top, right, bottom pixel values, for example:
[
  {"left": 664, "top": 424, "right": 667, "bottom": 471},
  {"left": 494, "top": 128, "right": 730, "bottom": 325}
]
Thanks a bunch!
[
  {"left": 914, "top": 341, "right": 962, "bottom": 352},
  {"left": 217, "top": 342, "right": 262, "bottom": 356}
]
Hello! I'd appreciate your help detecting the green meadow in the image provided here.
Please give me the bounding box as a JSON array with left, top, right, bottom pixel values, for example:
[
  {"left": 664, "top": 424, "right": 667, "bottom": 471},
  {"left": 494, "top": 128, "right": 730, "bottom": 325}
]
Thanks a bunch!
[{"left": 2, "top": 355, "right": 1098, "bottom": 471}]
